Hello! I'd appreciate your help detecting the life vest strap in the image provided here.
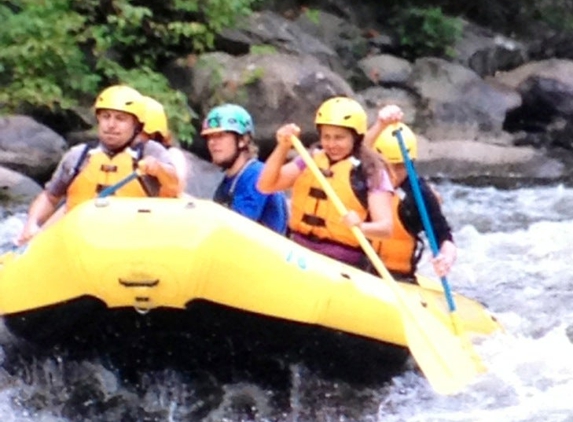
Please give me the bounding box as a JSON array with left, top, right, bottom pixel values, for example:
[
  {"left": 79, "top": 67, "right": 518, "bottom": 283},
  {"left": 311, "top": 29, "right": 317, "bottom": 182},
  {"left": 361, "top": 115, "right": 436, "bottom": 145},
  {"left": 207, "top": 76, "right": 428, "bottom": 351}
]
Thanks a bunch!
[
  {"left": 294, "top": 231, "right": 362, "bottom": 252},
  {"left": 308, "top": 187, "right": 327, "bottom": 200},
  {"left": 100, "top": 164, "right": 118, "bottom": 172},
  {"left": 96, "top": 184, "right": 110, "bottom": 194},
  {"left": 301, "top": 214, "right": 326, "bottom": 227}
]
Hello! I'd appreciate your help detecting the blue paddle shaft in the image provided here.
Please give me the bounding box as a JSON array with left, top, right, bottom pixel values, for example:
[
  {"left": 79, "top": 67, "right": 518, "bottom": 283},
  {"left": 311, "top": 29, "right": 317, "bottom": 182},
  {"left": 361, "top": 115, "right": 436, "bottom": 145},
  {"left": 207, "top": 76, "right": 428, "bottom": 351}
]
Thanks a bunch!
[
  {"left": 393, "top": 129, "right": 457, "bottom": 312},
  {"left": 97, "top": 171, "right": 139, "bottom": 198}
]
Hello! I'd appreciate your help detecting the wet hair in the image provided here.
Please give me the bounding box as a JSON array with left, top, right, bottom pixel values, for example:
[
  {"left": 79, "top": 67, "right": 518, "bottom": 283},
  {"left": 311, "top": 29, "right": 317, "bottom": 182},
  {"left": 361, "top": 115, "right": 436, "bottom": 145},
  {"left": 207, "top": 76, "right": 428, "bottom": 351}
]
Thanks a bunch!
[
  {"left": 147, "top": 131, "right": 172, "bottom": 148},
  {"left": 352, "top": 132, "right": 395, "bottom": 188},
  {"left": 234, "top": 133, "right": 258, "bottom": 159}
]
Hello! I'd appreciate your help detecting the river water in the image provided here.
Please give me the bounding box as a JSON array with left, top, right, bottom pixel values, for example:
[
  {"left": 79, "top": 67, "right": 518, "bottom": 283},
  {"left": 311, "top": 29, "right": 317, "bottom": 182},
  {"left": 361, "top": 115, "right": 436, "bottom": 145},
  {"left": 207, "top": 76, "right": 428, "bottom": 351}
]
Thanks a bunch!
[{"left": 0, "top": 182, "right": 572, "bottom": 421}]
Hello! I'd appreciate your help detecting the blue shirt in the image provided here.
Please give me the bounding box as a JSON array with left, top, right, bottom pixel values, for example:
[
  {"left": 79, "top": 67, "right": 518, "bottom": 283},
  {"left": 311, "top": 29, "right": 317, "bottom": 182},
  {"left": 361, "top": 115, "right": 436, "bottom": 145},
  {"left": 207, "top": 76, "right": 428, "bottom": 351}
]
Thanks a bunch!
[{"left": 213, "top": 160, "right": 288, "bottom": 234}]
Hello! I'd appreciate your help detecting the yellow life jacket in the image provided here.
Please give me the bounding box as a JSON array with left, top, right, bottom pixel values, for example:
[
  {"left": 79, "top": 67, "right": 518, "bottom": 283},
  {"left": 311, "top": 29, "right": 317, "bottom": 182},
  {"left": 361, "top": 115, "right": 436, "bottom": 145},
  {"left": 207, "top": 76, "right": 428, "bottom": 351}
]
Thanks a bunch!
[
  {"left": 289, "top": 151, "right": 368, "bottom": 248},
  {"left": 67, "top": 146, "right": 148, "bottom": 210},
  {"left": 371, "top": 193, "right": 417, "bottom": 275}
]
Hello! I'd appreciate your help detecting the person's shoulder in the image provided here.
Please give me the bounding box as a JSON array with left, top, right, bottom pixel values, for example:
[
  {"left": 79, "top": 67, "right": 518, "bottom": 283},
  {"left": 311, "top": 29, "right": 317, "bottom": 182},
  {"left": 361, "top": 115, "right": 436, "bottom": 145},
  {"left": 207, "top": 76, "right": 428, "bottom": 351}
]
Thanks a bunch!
[
  {"left": 247, "top": 159, "right": 264, "bottom": 172},
  {"left": 143, "top": 140, "right": 174, "bottom": 163},
  {"left": 237, "top": 160, "right": 262, "bottom": 186},
  {"left": 402, "top": 177, "right": 442, "bottom": 204},
  {"left": 68, "top": 142, "right": 94, "bottom": 154},
  {"left": 61, "top": 143, "right": 94, "bottom": 163},
  {"left": 168, "top": 146, "right": 185, "bottom": 156},
  {"left": 143, "top": 140, "right": 166, "bottom": 153}
]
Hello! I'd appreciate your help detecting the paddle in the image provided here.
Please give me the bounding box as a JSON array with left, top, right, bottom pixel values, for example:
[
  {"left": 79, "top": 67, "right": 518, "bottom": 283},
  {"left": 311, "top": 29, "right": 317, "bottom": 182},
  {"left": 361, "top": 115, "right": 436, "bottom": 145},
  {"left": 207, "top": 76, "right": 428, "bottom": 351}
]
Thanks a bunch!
[
  {"left": 98, "top": 170, "right": 141, "bottom": 198},
  {"left": 392, "top": 127, "right": 486, "bottom": 370},
  {"left": 290, "top": 135, "right": 482, "bottom": 394}
]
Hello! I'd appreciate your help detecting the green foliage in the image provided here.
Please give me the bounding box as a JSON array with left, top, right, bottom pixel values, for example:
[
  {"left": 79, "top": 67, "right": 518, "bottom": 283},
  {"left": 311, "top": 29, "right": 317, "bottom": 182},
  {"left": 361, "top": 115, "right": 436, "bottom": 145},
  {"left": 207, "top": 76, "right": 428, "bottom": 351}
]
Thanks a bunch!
[
  {"left": 241, "top": 65, "right": 265, "bottom": 86},
  {"left": 303, "top": 7, "right": 321, "bottom": 25},
  {"left": 250, "top": 44, "right": 278, "bottom": 55},
  {"left": 392, "top": 7, "right": 463, "bottom": 60},
  {"left": 533, "top": 0, "right": 573, "bottom": 31},
  {"left": 0, "top": 0, "right": 99, "bottom": 112},
  {"left": 0, "top": 0, "right": 261, "bottom": 145}
]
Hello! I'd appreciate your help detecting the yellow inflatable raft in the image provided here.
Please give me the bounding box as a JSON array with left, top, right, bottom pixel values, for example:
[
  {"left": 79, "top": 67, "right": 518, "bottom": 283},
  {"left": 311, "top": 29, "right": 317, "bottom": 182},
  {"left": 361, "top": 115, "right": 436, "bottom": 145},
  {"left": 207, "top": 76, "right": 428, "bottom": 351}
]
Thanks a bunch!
[{"left": 0, "top": 197, "right": 500, "bottom": 389}]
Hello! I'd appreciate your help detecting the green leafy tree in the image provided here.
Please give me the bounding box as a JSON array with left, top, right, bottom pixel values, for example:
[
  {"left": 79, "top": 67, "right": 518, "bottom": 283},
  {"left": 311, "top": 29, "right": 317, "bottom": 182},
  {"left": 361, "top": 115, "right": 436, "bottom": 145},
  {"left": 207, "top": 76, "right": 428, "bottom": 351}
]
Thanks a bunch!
[
  {"left": 392, "top": 7, "right": 463, "bottom": 60},
  {"left": 0, "top": 0, "right": 261, "bottom": 145},
  {"left": 0, "top": 0, "right": 99, "bottom": 111}
]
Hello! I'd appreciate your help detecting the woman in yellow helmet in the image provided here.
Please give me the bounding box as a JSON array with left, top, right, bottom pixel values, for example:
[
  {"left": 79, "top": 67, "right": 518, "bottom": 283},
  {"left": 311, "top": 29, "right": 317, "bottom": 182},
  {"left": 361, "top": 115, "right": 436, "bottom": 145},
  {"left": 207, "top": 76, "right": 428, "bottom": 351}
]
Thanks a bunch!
[
  {"left": 368, "top": 119, "right": 457, "bottom": 282},
  {"left": 139, "top": 96, "right": 188, "bottom": 196},
  {"left": 258, "top": 96, "right": 394, "bottom": 269}
]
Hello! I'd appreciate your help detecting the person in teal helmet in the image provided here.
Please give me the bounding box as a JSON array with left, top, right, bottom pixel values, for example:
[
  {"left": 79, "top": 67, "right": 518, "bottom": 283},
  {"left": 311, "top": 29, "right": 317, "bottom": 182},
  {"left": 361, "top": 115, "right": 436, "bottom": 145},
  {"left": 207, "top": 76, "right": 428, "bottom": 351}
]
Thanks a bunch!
[{"left": 202, "top": 104, "right": 288, "bottom": 234}]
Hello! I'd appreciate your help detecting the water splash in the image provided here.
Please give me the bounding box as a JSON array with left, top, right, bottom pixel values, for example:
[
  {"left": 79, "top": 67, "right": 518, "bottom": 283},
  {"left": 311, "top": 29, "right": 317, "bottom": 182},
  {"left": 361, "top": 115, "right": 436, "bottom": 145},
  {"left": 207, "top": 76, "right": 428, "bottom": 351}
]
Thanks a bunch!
[{"left": 1, "top": 184, "right": 573, "bottom": 421}]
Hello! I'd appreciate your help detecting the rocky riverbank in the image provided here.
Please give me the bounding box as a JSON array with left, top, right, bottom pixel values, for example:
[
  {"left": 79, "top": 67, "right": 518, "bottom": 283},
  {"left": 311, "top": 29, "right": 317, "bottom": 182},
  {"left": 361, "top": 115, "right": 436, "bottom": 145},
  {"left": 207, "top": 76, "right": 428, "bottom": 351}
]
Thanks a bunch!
[{"left": 3, "top": 2, "right": 573, "bottom": 204}]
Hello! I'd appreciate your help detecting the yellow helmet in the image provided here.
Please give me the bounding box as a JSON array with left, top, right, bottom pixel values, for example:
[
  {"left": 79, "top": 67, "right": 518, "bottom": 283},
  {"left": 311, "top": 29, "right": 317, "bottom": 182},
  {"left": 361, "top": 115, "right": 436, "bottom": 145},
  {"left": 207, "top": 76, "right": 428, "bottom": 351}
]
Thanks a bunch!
[
  {"left": 373, "top": 122, "right": 418, "bottom": 163},
  {"left": 94, "top": 85, "right": 145, "bottom": 123},
  {"left": 315, "top": 97, "right": 367, "bottom": 135},
  {"left": 141, "top": 96, "right": 169, "bottom": 138}
]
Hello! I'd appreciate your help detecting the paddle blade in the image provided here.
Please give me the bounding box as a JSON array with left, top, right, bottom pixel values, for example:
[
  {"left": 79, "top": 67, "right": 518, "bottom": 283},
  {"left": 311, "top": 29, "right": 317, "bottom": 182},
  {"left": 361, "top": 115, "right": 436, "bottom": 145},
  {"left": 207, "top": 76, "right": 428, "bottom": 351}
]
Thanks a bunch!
[{"left": 400, "top": 294, "right": 484, "bottom": 395}]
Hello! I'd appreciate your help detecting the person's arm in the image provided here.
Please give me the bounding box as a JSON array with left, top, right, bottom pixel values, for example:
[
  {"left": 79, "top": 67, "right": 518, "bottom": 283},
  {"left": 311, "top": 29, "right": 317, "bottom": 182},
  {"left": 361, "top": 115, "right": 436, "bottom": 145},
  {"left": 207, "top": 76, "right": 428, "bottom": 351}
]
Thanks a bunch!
[
  {"left": 400, "top": 179, "right": 457, "bottom": 277},
  {"left": 168, "top": 147, "right": 188, "bottom": 194},
  {"left": 138, "top": 157, "right": 178, "bottom": 195},
  {"left": 363, "top": 105, "right": 405, "bottom": 148},
  {"left": 16, "top": 191, "right": 62, "bottom": 245},
  {"left": 257, "top": 123, "right": 302, "bottom": 193},
  {"left": 41, "top": 203, "right": 67, "bottom": 231},
  {"left": 402, "top": 179, "right": 453, "bottom": 245},
  {"left": 343, "top": 169, "right": 394, "bottom": 239},
  {"left": 139, "top": 141, "right": 180, "bottom": 197},
  {"left": 432, "top": 239, "right": 457, "bottom": 277},
  {"left": 362, "top": 190, "right": 393, "bottom": 239},
  {"left": 15, "top": 147, "right": 84, "bottom": 244}
]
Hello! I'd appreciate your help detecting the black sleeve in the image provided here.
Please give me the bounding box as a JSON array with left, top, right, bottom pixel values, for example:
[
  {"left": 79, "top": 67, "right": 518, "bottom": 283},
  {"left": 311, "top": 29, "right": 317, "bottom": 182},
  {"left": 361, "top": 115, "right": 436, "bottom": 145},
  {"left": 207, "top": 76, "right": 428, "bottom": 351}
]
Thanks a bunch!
[{"left": 397, "top": 178, "right": 454, "bottom": 246}]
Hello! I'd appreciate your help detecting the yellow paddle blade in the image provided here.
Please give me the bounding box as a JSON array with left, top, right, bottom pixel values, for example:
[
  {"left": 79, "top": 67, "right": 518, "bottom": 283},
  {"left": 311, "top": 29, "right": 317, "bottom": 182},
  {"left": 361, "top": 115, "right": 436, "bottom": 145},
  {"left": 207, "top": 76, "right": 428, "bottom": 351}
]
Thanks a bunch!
[
  {"left": 449, "top": 310, "right": 489, "bottom": 373},
  {"left": 365, "top": 235, "right": 485, "bottom": 394},
  {"left": 398, "top": 289, "right": 483, "bottom": 394}
]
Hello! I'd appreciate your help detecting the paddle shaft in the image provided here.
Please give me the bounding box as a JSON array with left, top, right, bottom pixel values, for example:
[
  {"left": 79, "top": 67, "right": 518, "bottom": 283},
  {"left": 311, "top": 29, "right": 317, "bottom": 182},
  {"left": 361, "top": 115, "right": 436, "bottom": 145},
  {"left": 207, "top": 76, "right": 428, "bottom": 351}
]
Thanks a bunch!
[
  {"left": 98, "top": 171, "right": 140, "bottom": 198},
  {"left": 392, "top": 128, "right": 457, "bottom": 312}
]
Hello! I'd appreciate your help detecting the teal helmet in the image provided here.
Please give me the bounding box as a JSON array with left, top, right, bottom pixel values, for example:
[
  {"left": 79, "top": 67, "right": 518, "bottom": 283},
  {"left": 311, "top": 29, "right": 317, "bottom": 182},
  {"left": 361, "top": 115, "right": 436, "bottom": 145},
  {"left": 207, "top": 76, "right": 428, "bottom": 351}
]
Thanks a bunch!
[{"left": 201, "top": 104, "right": 254, "bottom": 136}]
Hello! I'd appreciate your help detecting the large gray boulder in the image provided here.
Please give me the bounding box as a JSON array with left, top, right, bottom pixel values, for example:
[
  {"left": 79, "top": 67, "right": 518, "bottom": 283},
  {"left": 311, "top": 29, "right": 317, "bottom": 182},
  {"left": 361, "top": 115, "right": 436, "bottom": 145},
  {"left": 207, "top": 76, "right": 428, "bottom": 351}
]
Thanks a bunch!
[
  {"left": 0, "top": 165, "right": 43, "bottom": 206},
  {"left": 166, "top": 51, "right": 355, "bottom": 156},
  {"left": 0, "top": 115, "right": 67, "bottom": 182}
]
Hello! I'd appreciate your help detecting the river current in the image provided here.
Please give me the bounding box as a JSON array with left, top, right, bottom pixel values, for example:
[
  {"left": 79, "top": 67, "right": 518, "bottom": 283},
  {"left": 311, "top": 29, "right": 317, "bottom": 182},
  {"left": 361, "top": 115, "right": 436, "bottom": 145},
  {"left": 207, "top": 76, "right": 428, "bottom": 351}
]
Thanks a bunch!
[{"left": 0, "top": 182, "right": 571, "bottom": 421}]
